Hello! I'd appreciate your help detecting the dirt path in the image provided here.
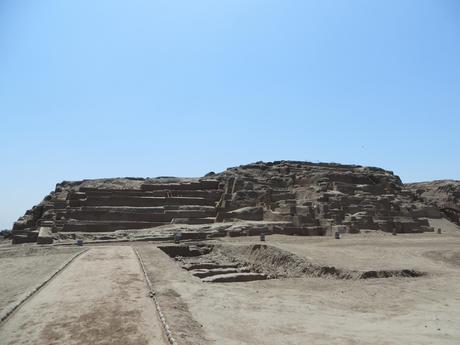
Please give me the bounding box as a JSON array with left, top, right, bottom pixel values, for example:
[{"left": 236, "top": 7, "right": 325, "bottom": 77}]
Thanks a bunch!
[
  {"left": 135, "top": 245, "right": 210, "bottom": 345},
  {"left": 0, "top": 246, "right": 83, "bottom": 321},
  {"left": 0, "top": 246, "right": 166, "bottom": 345}
]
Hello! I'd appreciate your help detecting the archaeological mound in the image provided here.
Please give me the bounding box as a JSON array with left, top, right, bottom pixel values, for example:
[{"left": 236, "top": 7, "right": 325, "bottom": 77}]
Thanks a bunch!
[{"left": 11, "top": 161, "right": 460, "bottom": 244}]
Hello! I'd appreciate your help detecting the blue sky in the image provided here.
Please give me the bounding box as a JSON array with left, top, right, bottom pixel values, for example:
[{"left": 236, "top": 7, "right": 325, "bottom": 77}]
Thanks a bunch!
[{"left": 1, "top": 0, "right": 459, "bottom": 228}]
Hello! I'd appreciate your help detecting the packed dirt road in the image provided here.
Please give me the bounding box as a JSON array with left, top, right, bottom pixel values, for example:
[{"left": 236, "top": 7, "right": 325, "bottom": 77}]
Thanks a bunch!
[{"left": 0, "top": 246, "right": 166, "bottom": 345}]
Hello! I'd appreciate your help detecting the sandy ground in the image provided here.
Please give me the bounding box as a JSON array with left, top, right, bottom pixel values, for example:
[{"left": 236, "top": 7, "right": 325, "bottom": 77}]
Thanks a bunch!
[
  {"left": 136, "top": 221, "right": 460, "bottom": 345},
  {"left": 220, "top": 232, "right": 460, "bottom": 273},
  {"left": 1, "top": 218, "right": 459, "bottom": 345},
  {"left": 0, "top": 246, "right": 82, "bottom": 319},
  {"left": 428, "top": 218, "right": 460, "bottom": 234},
  {"left": 0, "top": 246, "right": 166, "bottom": 345}
]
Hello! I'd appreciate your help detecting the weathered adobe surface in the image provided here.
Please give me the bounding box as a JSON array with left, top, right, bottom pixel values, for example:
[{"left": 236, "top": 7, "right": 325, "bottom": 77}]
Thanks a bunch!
[
  {"left": 11, "top": 161, "right": 448, "bottom": 244},
  {"left": 159, "top": 243, "right": 423, "bottom": 282},
  {"left": 406, "top": 180, "right": 460, "bottom": 225}
]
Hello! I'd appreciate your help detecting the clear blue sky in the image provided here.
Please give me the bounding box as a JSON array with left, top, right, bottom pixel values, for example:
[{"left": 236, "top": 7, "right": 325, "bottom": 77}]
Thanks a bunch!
[{"left": 1, "top": 0, "right": 459, "bottom": 228}]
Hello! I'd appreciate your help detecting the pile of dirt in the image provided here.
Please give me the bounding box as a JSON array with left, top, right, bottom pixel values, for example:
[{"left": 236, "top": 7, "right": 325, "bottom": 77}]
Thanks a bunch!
[
  {"left": 215, "top": 244, "right": 424, "bottom": 280},
  {"left": 160, "top": 243, "right": 424, "bottom": 280}
]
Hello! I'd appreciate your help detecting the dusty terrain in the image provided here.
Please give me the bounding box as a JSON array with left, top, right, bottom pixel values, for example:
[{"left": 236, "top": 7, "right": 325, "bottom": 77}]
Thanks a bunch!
[
  {"left": 135, "top": 225, "right": 460, "bottom": 345},
  {"left": 0, "top": 246, "right": 82, "bottom": 321},
  {"left": 0, "top": 246, "right": 166, "bottom": 345},
  {"left": 0, "top": 219, "right": 459, "bottom": 345}
]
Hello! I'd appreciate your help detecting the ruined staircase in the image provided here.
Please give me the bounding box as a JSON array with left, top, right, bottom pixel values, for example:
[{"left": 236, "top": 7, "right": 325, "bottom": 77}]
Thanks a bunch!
[
  {"left": 160, "top": 244, "right": 268, "bottom": 283},
  {"left": 188, "top": 263, "right": 266, "bottom": 283},
  {"left": 13, "top": 179, "right": 222, "bottom": 239},
  {"left": 59, "top": 180, "right": 221, "bottom": 232}
]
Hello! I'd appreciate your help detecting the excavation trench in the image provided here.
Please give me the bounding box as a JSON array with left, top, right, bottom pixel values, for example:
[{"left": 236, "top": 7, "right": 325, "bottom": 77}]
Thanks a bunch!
[{"left": 159, "top": 244, "right": 424, "bottom": 282}]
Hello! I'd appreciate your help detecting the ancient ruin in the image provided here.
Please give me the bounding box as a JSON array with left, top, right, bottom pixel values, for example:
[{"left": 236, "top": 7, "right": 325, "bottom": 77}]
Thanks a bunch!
[
  {"left": 11, "top": 161, "right": 453, "bottom": 245},
  {"left": 3, "top": 162, "right": 460, "bottom": 345},
  {"left": 406, "top": 180, "right": 460, "bottom": 225}
]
